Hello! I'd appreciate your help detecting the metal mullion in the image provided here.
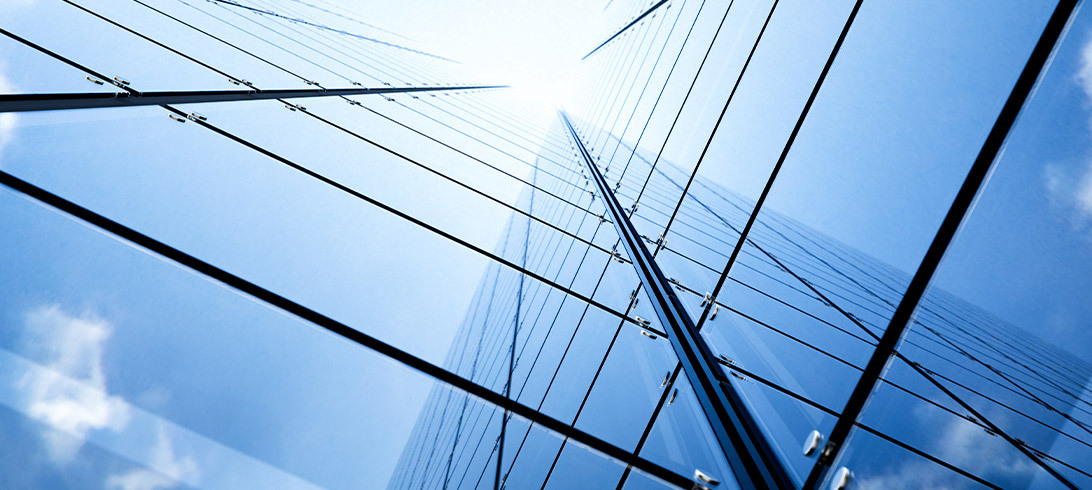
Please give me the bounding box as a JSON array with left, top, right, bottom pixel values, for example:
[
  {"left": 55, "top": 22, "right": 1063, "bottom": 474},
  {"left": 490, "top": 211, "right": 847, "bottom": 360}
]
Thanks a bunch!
[
  {"left": 596, "top": 3, "right": 675, "bottom": 157},
  {"left": 424, "top": 92, "right": 576, "bottom": 161},
  {"left": 614, "top": 365, "right": 683, "bottom": 489},
  {"left": 539, "top": 287, "right": 645, "bottom": 488},
  {"left": 912, "top": 308, "right": 1092, "bottom": 406},
  {"left": 455, "top": 94, "right": 569, "bottom": 147},
  {"left": 202, "top": 0, "right": 456, "bottom": 62},
  {"left": 0, "top": 79, "right": 496, "bottom": 115},
  {"left": 620, "top": 0, "right": 736, "bottom": 208},
  {"left": 661, "top": 247, "right": 878, "bottom": 348},
  {"left": 713, "top": 362, "right": 1008, "bottom": 490},
  {"left": 269, "top": 0, "right": 411, "bottom": 43},
  {"left": 577, "top": 35, "right": 627, "bottom": 122},
  {"left": 235, "top": 0, "right": 429, "bottom": 87},
  {"left": 601, "top": 0, "right": 689, "bottom": 171},
  {"left": 413, "top": 245, "right": 514, "bottom": 487},
  {"left": 590, "top": 6, "right": 671, "bottom": 150},
  {"left": 496, "top": 233, "right": 626, "bottom": 474},
  {"left": 806, "top": 1, "right": 1081, "bottom": 486},
  {"left": 498, "top": 169, "right": 534, "bottom": 489},
  {"left": 416, "top": 99, "right": 579, "bottom": 174},
  {"left": 652, "top": 242, "right": 876, "bottom": 343},
  {"left": 562, "top": 112, "right": 793, "bottom": 489},
  {"left": 583, "top": 24, "right": 645, "bottom": 140},
  {"left": 344, "top": 100, "right": 600, "bottom": 226},
  {"left": 0, "top": 168, "right": 692, "bottom": 489},
  {"left": 724, "top": 358, "right": 1089, "bottom": 487},
  {"left": 897, "top": 353, "right": 1092, "bottom": 454},
  {"left": 584, "top": 0, "right": 671, "bottom": 60},
  {"left": 510, "top": 219, "right": 611, "bottom": 404},
  {"left": 676, "top": 0, "right": 866, "bottom": 353},
  {"left": 200, "top": 2, "right": 388, "bottom": 86},
  {"left": 422, "top": 280, "right": 523, "bottom": 489},
  {"left": 0, "top": 21, "right": 487, "bottom": 113},
  {"left": 612, "top": 0, "right": 708, "bottom": 183},
  {"left": 914, "top": 324, "right": 1092, "bottom": 432},
  {"left": 935, "top": 295, "right": 1090, "bottom": 376},
  {"left": 653, "top": 0, "right": 779, "bottom": 254},
  {"left": 500, "top": 254, "right": 636, "bottom": 487},
  {"left": 663, "top": 188, "right": 1092, "bottom": 405},
  {"left": 468, "top": 241, "right": 632, "bottom": 488},
  {"left": 913, "top": 292, "right": 1092, "bottom": 391},
  {"left": 399, "top": 264, "right": 503, "bottom": 488},
  {"left": 388, "top": 101, "right": 588, "bottom": 190},
  {"left": 459, "top": 231, "right": 611, "bottom": 485},
  {"left": 589, "top": 7, "right": 666, "bottom": 152},
  {"left": 731, "top": 239, "right": 1065, "bottom": 408},
  {"left": 292, "top": 106, "right": 627, "bottom": 265},
  {"left": 126, "top": 0, "right": 331, "bottom": 88},
  {"left": 918, "top": 301, "right": 1092, "bottom": 388},
  {"left": 670, "top": 274, "right": 1092, "bottom": 461},
  {"left": 159, "top": 105, "right": 651, "bottom": 333}
]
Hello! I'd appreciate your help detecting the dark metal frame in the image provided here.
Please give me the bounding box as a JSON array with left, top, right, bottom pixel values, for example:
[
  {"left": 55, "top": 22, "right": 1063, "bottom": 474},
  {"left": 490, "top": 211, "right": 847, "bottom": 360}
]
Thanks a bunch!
[
  {"left": 561, "top": 111, "right": 794, "bottom": 490},
  {"left": 0, "top": 85, "right": 505, "bottom": 113},
  {"left": 0, "top": 168, "right": 694, "bottom": 489},
  {"left": 803, "top": 1, "right": 1083, "bottom": 487},
  {"left": 583, "top": 0, "right": 671, "bottom": 60}
]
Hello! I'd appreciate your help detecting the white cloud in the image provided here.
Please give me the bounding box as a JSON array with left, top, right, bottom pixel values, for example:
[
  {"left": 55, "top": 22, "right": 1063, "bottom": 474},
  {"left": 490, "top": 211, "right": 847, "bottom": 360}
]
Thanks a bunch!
[
  {"left": 854, "top": 411, "right": 1036, "bottom": 489},
  {"left": 1041, "top": 37, "right": 1092, "bottom": 228},
  {"left": 1077, "top": 37, "right": 1092, "bottom": 102},
  {"left": 0, "top": 66, "right": 19, "bottom": 159},
  {"left": 18, "top": 305, "right": 131, "bottom": 463},
  {"left": 105, "top": 426, "right": 199, "bottom": 490},
  {"left": 1075, "top": 163, "right": 1092, "bottom": 217}
]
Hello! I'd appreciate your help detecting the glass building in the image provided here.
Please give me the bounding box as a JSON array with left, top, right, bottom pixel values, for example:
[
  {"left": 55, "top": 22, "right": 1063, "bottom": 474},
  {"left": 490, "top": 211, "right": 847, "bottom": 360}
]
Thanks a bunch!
[{"left": 1, "top": 0, "right": 1091, "bottom": 489}]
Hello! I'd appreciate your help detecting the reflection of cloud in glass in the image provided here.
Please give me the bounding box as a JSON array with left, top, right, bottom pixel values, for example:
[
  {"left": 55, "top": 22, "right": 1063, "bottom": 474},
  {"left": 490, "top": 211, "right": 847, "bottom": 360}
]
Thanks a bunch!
[
  {"left": 1041, "top": 37, "right": 1092, "bottom": 228},
  {"left": 18, "top": 305, "right": 130, "bottom": 463},
  {"left": 2, "top": 303, "right": 322, "bottom": 489},
  {"left": 856, "top": 411, "right": 1034, "bottom": 489},
  {"left": 0, "top": 66, "right": 19, "bottom": 160},
  {"left": 106, "top": 426, "right": 198, "bottom": 490}
]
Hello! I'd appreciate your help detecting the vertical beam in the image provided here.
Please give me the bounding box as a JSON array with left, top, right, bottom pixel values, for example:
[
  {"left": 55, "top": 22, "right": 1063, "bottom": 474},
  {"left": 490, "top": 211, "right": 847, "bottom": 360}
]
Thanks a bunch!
[
  {"left": 560, "top": 112, "right": 793, "bottom": 490},
  {"left": 802, "top": 0, "right": 1082, "bottom": 487}
]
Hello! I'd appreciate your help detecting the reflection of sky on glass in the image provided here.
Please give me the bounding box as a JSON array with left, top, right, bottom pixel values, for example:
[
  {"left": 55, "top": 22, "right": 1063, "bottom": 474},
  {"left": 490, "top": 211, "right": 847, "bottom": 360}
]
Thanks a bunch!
[
  {"left": 0, "top": 0, "right": 617, "bottom": 486},
  {"left": 928, "top": 21, "right": 1092, "bottom": 363},
  {"left": 3, "top": 0, "right": 1092, "bottom": 487}
]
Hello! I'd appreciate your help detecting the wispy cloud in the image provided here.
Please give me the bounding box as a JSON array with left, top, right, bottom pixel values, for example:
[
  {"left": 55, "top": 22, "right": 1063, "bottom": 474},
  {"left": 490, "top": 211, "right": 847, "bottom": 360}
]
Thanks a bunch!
[
  {"left": 15, "top": 304, "right": 200, "bottom": 489},
  {"left": 1075, "top": 37, "right": 1092, "bottom": 100},
  {"left": 18, "top": 305, "right": 131, "bottom": 463},
  {"left": 106, "top": 425, "right": 199, "bottom": 490},
  {"left": 855, "top": 410, "right": 1035, "bottom": 489},
  {"left": 1041, "top": 36, "right": 1092, "bottom": 228},
  {"left": 0, "top": 65, "right": 19, "bottom": 159}
]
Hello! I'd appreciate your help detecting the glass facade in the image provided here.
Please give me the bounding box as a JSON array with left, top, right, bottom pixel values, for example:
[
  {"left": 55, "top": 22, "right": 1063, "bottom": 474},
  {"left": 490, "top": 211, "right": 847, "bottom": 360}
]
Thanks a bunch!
[{"left": 2, "top": 0, "right": 1090, "bottom": 489}]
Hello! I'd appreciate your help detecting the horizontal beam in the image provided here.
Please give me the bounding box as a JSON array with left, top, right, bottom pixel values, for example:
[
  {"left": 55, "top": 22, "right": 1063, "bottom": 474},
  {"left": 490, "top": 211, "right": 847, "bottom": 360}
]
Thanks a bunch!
[{"left": 0, "top": 84, "right": 507, "bottom": 113}]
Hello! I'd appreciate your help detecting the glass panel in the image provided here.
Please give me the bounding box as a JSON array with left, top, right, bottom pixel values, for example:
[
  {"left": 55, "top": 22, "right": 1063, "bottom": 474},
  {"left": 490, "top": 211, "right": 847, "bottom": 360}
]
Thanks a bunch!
[
  {"left": 637, "top": 372, "right": 738, "bottom": 487},
  {"left": 0, "top": 104, "right": 635, "bottom": 383},
  {"left": 65, "top": 0, "right": 312, "bottom": 90},
  {"left": 879, "top": 3, "right": 1092, "bottom": 484},
  {"left": 0, "top": 182, "right": 464, "bottom": 487},
  {"left": 2, "top": 0, "right": 240, "bottom": 92},
  {"left": 0, "top": 34, "right": 119, "bottom": 95}
]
